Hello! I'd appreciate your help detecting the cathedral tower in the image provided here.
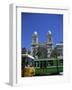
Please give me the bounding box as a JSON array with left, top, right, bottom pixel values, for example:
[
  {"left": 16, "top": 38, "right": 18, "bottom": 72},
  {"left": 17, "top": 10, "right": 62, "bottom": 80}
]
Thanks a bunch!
[
  {"left": 32, "top": 31, "right": 38, "bottom": 45},
  {"left": 31, "top": 31, "right": 38, "bottom": 58},
  {"left": 47, "top": 30, "right": 53, "bottom": 58}
]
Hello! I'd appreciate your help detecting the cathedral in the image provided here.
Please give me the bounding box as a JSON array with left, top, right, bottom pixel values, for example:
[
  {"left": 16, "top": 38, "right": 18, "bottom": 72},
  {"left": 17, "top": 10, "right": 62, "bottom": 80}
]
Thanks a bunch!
[{"left": 31, "top": 31, "right": 53, "bottom": 59}]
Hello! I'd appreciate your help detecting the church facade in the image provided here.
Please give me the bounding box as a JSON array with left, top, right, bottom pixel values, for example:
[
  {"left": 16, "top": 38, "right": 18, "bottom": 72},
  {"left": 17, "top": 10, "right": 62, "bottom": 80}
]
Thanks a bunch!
[{"left": 31, "top": 31, "right": 53, "bottom": 59}]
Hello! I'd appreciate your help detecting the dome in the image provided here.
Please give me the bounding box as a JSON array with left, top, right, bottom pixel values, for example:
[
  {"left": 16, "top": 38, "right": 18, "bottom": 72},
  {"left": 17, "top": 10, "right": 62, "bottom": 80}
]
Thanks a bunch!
[
  {"left": 34, "top": 31, "right": 37, "bottom": 35},
  {"left": 48, "top": 30, "right": 52, "bottom": 34}
]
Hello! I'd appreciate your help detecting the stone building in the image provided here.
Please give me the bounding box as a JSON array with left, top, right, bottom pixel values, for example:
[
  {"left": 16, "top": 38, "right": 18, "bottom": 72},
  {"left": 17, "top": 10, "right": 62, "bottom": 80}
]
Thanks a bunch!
[{"left": 31, "top": 31, "right": 53, "bottom": 59}]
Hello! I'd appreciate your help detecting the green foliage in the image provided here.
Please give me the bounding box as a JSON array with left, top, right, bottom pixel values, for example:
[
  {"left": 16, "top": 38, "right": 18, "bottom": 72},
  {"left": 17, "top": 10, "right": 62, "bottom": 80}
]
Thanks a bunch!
[
  {"left": 28, "top": 50, "right": 31, "bottom": 54},
  {"left": 22, "top": 48, "right": 27, "bottom": 54},
  {"left": 22, "top": 48, "right": 31, "bottom": 55}
]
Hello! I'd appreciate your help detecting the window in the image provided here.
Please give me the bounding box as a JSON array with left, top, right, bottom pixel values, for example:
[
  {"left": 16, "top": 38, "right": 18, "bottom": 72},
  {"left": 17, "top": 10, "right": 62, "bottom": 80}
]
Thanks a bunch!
[
  {"left": 47, "top": 60, "right": 53, "bottom": 66},
  {"left": 40, "top": 61, "right": 47, "bottom": 68},
  {"left": 60, "top": 59, "right": 63, "bottom": 66},
  {"left": 35, "top": 61, "right": 40, "bottom": 67}
]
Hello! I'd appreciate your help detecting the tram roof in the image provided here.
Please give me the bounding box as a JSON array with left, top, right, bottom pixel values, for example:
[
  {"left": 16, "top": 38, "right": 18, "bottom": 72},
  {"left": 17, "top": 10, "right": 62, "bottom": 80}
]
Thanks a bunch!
[
  {"left": 34, "top": 58, "right": 55, "bottom": 61},
  {"left": 22, "top": 54, "right": 34, "bottom": 59},
  {"left": 34, "top": 57, "right": 63, "bottom": 61}
]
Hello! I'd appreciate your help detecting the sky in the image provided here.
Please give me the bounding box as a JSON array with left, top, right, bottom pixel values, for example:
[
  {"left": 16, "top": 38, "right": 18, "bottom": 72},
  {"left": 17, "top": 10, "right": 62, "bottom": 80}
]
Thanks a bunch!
[{"left": 21, "top": 13, "right": 63, "bottom": 50}]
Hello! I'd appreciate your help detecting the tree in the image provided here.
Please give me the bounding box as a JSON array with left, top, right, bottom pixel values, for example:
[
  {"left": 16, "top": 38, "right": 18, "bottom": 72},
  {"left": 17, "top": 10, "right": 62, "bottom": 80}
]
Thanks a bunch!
[
  {"left": 28, "top": 49, "right": 31, "bottom": 54},
  {"left": 22, "top": 47, "right": 27, "bottom": 54}
]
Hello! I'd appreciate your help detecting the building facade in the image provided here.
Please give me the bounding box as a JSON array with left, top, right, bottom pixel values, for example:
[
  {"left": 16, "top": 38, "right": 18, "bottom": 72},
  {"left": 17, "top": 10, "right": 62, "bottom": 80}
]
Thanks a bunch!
[
  {"left": 31, "top": 31, "right": 53, "bottom": 59},
  {"left": 55, "top": 43, "right": 63, "bottom": 59}
]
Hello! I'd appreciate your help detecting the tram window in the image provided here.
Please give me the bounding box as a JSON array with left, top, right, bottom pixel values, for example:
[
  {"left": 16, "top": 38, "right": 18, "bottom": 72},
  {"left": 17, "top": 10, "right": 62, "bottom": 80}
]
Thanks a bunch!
[
  {"left": 60, "top": 59, "right": 63, "bottom": 65},
  {"left": 25, "top": 61, "right": 29, "bottom": 66},
  {"left": 48, "top": 61, "right": 53, "bottom": 66},
  {"left": 25, "top": 58, "right": 34, "bottom": 67},
  {"left": 22, "top": 57, "right": 26, "bottom": 68},
  {"left": 35, "top": 61, "right": 39, "bottom": 67},
  {"left": 40, "top": 61, "right": 47, "bottom": 68},
  {"left": 30, "top": 60, "right": 34, "bottom": 67}
]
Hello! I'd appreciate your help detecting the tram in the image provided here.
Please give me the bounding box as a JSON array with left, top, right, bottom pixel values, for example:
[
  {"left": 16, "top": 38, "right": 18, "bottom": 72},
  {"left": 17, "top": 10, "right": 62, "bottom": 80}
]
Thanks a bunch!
[
  {"left": 21, "top": 54, "right": 35, "bottom": 77},
  {"left": 22, "top": 54, "right": 63, "bottom": 77},
  {"left": 34, "top": 57, "right": 63, "bottom": 75}
]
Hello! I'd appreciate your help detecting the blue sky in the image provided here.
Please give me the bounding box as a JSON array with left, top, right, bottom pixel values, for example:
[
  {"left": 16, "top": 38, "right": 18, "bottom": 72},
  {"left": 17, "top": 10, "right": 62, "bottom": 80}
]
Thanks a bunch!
[{"left": 21, "top": 13, "right": 63, "bottom": 50}]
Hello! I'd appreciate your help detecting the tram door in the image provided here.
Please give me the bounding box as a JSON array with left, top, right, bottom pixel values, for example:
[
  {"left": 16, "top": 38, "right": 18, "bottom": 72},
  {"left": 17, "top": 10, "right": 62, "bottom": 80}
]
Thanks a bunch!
[{"left": 40, "top": 61, "right": 47, "bottom": 68}]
